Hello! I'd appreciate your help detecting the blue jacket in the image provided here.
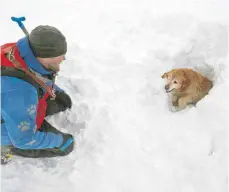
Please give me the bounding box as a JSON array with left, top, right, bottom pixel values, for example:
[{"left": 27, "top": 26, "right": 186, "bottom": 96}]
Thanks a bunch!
[{"left": 1, "top": 37, "right": 63, "bottom": 149}]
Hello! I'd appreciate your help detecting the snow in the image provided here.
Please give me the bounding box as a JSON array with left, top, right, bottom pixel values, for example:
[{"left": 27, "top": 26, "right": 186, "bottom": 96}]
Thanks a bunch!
[{"left": 1, "top": 0, "right": 228, "bottom": 192}]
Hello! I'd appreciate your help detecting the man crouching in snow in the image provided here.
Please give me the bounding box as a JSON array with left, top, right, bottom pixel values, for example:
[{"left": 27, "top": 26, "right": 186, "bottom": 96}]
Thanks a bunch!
[{"left": 1, "top": 25, "right": 74, "bottom": 164}]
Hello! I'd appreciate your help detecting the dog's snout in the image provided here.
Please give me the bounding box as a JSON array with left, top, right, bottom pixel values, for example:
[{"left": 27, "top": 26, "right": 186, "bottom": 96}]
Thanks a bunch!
[{"left": 165, "top": 84, "right": 169, "bottom": 90}]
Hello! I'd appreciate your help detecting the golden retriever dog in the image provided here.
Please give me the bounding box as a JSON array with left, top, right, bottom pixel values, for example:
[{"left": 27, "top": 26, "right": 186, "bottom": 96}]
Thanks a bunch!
[{"left": 161, "top": 68, "right": 213, "bottom": 111}]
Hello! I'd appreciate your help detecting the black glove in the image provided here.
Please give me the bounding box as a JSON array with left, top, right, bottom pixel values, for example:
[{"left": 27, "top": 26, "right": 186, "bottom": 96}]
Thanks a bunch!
[
  {"left": 10, "top": 121, "right": 74, "bottom": 158},
  {"left": 40, "top": 120, "right": 74, "bottom": 155},
  {"left": 46, "top": 91, "right": 72, "bottom": 116},
  {"left": 55, "top": 91, "right": 72, "bottom": 109},
  {"left": 10, "top": 134, "right": 74, "bottom": 158},
  {"left": 53, "top": 133, "right": 74, "bottom": 156}
]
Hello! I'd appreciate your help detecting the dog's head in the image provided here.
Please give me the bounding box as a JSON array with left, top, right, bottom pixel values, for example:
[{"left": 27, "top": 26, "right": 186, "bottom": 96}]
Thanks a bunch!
[{"left": 161, "top": 69, "right": 189, "bottom": 93}]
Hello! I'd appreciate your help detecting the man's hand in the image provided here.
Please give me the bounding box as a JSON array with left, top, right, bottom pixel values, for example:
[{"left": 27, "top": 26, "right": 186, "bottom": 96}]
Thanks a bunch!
[
  {"left": 46, "top": 91, "right": 72, "bottom": 116},
  {"left": 55, "top": 91, "right": 72, "bottom": 109},
  {"left": 51, "top": 133, "right": 74, "bottom": 156},
  {"left": 10, "top": 134, "right": 74, "bottom": 158}
]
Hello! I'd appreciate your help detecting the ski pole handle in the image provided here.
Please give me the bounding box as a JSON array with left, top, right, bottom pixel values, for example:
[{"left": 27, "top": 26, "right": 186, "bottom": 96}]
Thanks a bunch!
[{"left": 11, "top": 16, "right": 29, "bottom": 36}]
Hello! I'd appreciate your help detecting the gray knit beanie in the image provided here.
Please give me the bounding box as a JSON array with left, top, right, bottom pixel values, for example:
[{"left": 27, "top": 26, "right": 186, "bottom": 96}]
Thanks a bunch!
[{"left": 29, "top": 25, "right": 67, "bottom": 58}]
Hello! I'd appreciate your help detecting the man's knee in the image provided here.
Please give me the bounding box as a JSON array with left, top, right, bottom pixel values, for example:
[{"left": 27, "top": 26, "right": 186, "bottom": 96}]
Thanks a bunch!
[
  {"left": 9, "top": 121, "right": 75, "bottom": 158},
  {"left": 10, "top": 133, "right": 74, "bottom": 158}
]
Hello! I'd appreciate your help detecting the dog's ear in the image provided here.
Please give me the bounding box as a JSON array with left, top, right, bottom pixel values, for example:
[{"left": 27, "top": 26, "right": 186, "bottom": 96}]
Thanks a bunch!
[
  {"left": 180, "top": 74, "right": 190, "bottom": 90},
  {"left": 161, "top": 72, "right": 168, "bottom": 79},
  {"left": 183, "top": 77, "right": 190, "bottom": 88}
]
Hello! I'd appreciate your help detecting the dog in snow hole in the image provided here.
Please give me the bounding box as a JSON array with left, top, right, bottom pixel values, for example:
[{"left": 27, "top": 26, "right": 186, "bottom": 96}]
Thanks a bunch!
[{"left": 161, "top": 68, "right": 213, "bottom": 111}]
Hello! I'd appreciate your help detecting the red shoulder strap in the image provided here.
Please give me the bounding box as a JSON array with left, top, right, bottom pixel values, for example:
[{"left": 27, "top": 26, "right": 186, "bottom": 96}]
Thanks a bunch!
[
  {"left": 1, "top": 43, "right": 28, "bottom": 70},
  {"left": 13, "top": 46, "right": 28, "bottom": 70},
  {"left": 1, "top": 43, "right": 17, "bottom": 68},
  {"left": 1, "top": 43, "right": 16, "bottom": 54}
]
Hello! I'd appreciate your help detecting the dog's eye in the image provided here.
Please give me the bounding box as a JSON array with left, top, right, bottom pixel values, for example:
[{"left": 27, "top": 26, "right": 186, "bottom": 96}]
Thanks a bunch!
[{"left": 173, "top": 81, "right": 178, "bottom": 84}]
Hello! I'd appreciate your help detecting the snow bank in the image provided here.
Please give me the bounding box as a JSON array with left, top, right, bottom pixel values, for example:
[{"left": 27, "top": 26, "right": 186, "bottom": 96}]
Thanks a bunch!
[{"left": 1, "top": 0, "right": 227, "bottom": 192}]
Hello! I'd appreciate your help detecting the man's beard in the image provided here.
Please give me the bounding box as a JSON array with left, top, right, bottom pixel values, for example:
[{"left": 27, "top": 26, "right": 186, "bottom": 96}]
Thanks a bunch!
[{"left": 43, "top": 64, "right": 60, "bottom": 72}]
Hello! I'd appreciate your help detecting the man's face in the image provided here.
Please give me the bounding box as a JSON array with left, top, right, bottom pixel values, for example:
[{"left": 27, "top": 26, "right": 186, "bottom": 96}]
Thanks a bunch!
[{"left": 37, "top": 55, "right": 65, "bottom": 72}]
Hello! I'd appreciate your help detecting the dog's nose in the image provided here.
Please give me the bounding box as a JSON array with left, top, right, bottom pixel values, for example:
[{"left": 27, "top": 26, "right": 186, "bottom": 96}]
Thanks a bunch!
[{"left": 165, "top": 84, "right": 169, "bottom": 90}]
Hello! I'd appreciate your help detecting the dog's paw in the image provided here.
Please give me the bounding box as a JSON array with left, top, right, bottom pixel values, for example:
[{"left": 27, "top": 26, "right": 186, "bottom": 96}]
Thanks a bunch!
[
  {"left": 186, "top": 104, "right": 195, "bottom": 109},
  {"left": 170, "top": 106, "right": 180, "bottom": 112}
]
